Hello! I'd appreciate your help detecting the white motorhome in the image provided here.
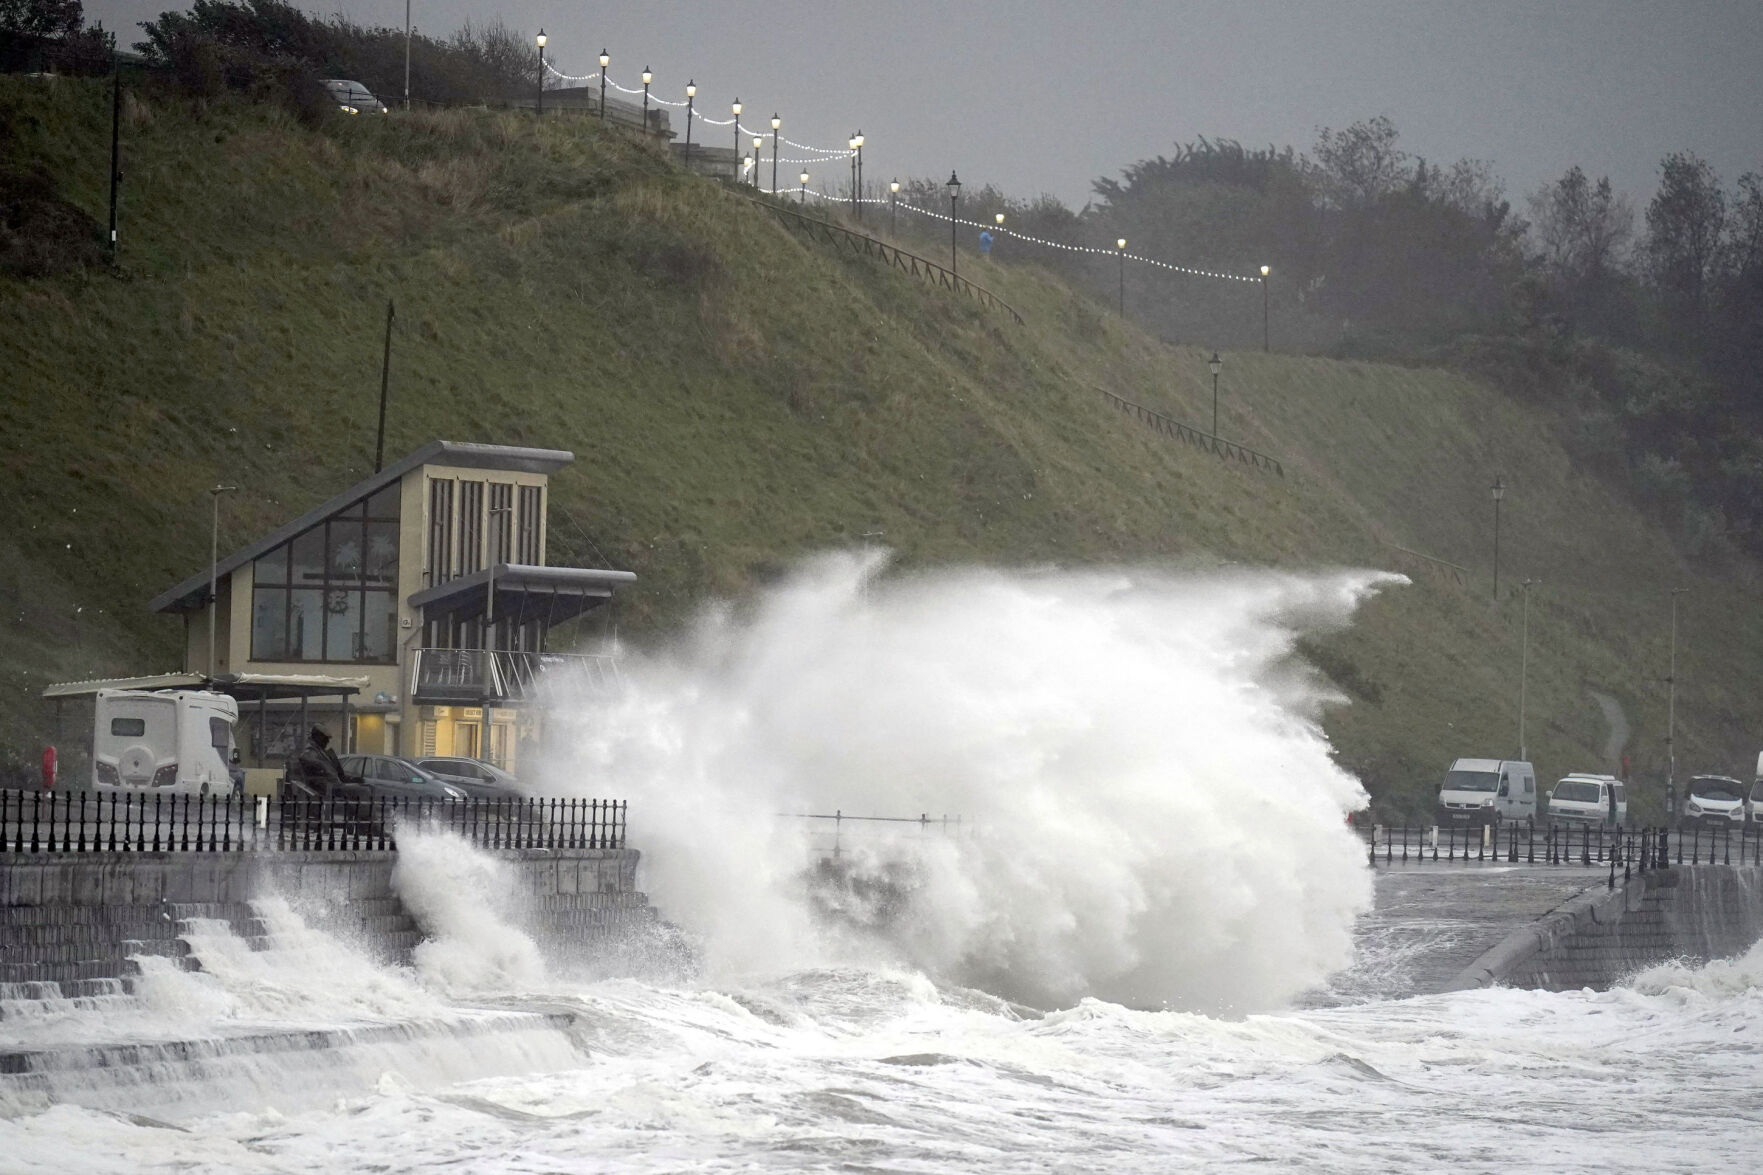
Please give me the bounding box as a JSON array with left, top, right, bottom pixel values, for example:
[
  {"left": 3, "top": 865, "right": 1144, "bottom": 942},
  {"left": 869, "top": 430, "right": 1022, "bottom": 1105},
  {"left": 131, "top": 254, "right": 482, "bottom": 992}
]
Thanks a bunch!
[
  {"left": 1436, "top": 757, "right": 1537, "bottom": 829},
  {"left": 91, "top": 689, "right": 239, "bottom": 794},
  {"left": 1548, "top": 773, "right": 1627, "bottom": 827}
]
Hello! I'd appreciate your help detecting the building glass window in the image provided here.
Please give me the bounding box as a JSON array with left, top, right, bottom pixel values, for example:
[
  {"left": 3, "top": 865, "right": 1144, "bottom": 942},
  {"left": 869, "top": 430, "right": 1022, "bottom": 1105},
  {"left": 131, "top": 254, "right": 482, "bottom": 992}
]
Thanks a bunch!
[
  {"left": 426, "top": 479, "right": 454, "bottom": 587},
  {"left": 250, "top": 490, "right": 400, "bottom": 663},
  {"left": 517, "top": 485, "right": 542, "bottom": 564},
  {"left": 459, "top": 481, "right": 484, "bottom": 575},
  {"left": 489, "top": 483, "right": 513, "bottom": 565}
]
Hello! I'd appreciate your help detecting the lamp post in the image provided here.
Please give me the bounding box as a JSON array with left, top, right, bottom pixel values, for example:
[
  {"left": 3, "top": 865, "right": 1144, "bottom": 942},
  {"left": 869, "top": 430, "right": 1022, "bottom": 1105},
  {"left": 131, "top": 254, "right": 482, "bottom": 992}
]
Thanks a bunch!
[
  {"left": 1208, "top": 351, "right": 1222, "bottom": 437},
  {"left": 534, "top": 29, "right": 546, "bottom": 117},
  {"left": 402, "top": 0, "right": 411, "bottom": 110},
  {"left": 641, "top": 68, "right": 651, "bottom": 131},
  {"left": 853, "top": 131, "right": 865, "bottom": 222},
  {"left": 730, "top": 98, "right": 741, "bottom": 163},
  {"left": 1260, "top": 264, "right": 1270, "bottom": 352},
  {"left": 598, "top": 50, "right": 609, "bottom": 121},
  {"left": 207, "top": 484, "right": 239, "bottom": 677},
  {"left": 1666, "top": 587, "right": 1689, "bottom": 824},
  {"left": 770, "top": 113, "right": 780, "bottom": 196},
  {"left": 799, "top": 169, "right": 809, "bottom": 206},
  {"left": 683, "top": 80, "right": 695, "bottom": 167},
  {"left": 849, "top": 135, "right": 859, "bottom": 215},
  {"left": 1491, "top": 476, "right": 1506, "bottom": 600},
  {"left": 752, "top": 136, "right": 765, "bottom": 189},
  {"left": 1116, "top": 237, "right": 1127, "bottom": 316},
  {"left": 946, "top": 171, "right": 961, "bottom": 278},
  {"left": 995, "top": 211, "right": 1006, "bottom": 248},
  {"left": 890, "top": 178, "right": 899, "bottom": 235},
  {"left": 1518, "top": 578, "right": 1537, "bottom": 760}
]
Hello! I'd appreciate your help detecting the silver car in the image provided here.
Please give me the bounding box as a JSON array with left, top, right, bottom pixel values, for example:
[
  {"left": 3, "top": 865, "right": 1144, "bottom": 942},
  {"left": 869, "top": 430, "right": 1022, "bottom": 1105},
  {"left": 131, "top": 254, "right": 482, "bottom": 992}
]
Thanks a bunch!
[
  {"left": 321, "top": 78, "right": 388, "bottom": 115},
  {"left": 415, "top": 756, "right": 522, "bottom": 800}
]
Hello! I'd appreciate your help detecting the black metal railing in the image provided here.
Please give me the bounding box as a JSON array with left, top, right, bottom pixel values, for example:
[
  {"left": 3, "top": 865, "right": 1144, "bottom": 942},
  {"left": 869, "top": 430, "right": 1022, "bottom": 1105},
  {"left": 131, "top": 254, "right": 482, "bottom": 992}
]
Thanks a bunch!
[
  {"left": 1361, "top": 822, "right": 1762, "bottom": 883},
  {"left": 0, "top": 789, "right": 626, "bottom": 854},
  {"left": 786, "top": 810, "right": 970, "bottom": 859},
  {"left": 1097, "top": 387, "right": 1286, "bottom": 477},
  {"left": 751, "top": 198, "right": 1026, "bottom": 325}
]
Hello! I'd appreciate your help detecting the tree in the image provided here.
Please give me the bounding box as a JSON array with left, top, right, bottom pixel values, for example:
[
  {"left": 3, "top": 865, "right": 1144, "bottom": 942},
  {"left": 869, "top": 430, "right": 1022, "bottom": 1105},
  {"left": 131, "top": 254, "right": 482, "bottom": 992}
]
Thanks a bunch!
[
  {"left": 0, "top": 0, "right": 83, "bottom": 39},
  {"left": 1643, "top": 151, "right": 1727, "bottom": 344},
  {"left": 1526, "top": 166, "right": 1634, "bottom": 333},
  {"left": 1312, "top": 116, "right": 1410, "bottom": 210}
]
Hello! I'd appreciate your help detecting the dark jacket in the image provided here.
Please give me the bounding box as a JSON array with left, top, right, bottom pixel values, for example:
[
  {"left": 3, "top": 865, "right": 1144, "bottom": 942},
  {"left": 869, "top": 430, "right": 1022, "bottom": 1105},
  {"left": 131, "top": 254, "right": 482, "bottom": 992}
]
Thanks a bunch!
[{"left": 292, "top": 739, "right": 349, "bottom": 794}]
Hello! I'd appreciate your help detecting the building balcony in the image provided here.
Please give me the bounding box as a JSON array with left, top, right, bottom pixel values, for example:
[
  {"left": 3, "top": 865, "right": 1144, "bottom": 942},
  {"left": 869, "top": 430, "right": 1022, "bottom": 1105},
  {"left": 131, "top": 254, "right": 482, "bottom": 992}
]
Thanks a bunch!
[{"left": 409, "top": 648, "right": 622, "bottom": 706}]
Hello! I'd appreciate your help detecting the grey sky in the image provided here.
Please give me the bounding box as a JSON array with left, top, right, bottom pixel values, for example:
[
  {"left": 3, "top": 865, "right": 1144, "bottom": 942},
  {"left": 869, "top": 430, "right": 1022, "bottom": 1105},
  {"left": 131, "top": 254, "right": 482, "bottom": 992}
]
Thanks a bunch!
[{"left": 83, "top": 0, "right": 1763, "bottom": 214}]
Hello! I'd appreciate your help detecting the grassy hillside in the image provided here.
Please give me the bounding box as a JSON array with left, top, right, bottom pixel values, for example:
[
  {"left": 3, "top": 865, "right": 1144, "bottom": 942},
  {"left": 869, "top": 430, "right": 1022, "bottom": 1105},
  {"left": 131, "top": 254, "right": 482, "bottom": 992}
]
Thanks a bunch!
[{"left": 3, "top": 74, "right": 1759, "bottom": 817}]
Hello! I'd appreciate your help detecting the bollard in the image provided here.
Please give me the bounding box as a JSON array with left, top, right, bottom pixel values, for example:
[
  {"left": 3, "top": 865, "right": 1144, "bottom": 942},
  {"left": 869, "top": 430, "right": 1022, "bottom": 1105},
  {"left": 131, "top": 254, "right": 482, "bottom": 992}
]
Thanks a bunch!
[
  {"left": 1480, "top": 822, "right": 1489, "bottom": 861},
  {"left": 1430, "top": 825, "right": 1439, "bottom": 862}
]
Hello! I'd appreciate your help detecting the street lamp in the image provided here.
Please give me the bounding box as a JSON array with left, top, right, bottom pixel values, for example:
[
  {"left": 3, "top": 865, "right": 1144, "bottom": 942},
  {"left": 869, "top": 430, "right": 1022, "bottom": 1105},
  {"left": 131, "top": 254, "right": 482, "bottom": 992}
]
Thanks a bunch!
[
  {"left": 1208, "top": 351, "right": 1222, "bottom": 437},
  {"left": 770, "top": 113, "right": 781, "bottom": 196},
  {"left": 683, "top": 80, "right": 695, "bottom": 167},
  {"left": 641, "top": 67, "right": 652, "bottom": 131},
  {"left": 1518, "top": 578, "right": 1538, "bottom": 760},
  {"left": 207, "top": 484, "right": 239, "bottom": 677},
  {"left": 598, "top": 50, "right": 608, "bottom": 121},
  {"left": 1490, "top": 476, "right": 1506, "bottom": 600},
  {"left": 890, "top": 178, "right": 899, "bottom": 235},
  {"left": 534, "top": 29, "right": 546, "bottom": 117},
  {"left": 1116, "top": 237, "right": 1128, "bottom": 315},
  {"left": 946, "top": 171, "right": 961, "bottom": 277},
  {"left": 849, "top": 134, "right": 860, "bottom": 215},
  {"left": 402, "top": 0, "right": 411, "bottom": 110},
  {"left": 799, "top": 169, "right": 809, "bottom": 205},
  {"left": 730, "top": 98, "right": 741, "bottom": 163},
  {"left": 1260, "top": 264, "right": 1271, "bottom": 352},
  {"left": 752, "top": 136, "right": 765, "bottom": 189},
  {"left": 1666, "top": 587, "right": 1689, "bottom": 824},
  {"left": 853, "top": 130, "right": 865, "bottom": 222}
]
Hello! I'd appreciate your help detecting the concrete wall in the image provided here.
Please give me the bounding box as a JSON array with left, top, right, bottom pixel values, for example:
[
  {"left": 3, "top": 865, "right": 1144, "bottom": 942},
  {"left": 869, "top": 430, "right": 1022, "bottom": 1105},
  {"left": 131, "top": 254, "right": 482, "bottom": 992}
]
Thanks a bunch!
[
  {"left": 0, "top": 848, "right": 654, "bottom": 988},
  {"left": 1449, "top": 866, "right": 1763, "bottom": 991}
]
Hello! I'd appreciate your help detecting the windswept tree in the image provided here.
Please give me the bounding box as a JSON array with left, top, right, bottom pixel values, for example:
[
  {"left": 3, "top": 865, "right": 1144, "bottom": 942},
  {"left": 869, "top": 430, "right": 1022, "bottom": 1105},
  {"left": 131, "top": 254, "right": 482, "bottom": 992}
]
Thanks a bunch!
[
  {"left": 1527, "top": 166, "right": 1634, "bottom": 334},
  {"left": 0, "top": 0, "right": 83, "bottom": 38},
  {"left": 1643, "top": 151, "right": 1727, "bottom": 346}
]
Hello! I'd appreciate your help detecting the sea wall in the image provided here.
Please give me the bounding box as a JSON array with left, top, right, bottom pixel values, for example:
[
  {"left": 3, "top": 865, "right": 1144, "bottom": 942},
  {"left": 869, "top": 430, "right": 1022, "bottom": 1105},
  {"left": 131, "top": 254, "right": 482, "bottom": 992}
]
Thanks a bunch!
[
  {"left": 0, "top": 848, "right": 654, "bottom": 988},
  {"left": 1448, "top": 866, "right": 1763, "bottom": 992}
]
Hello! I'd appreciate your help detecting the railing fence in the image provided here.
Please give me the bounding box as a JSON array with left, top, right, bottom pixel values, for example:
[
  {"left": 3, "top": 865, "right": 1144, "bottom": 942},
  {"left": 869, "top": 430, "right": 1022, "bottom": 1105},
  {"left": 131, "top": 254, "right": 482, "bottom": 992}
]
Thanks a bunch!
[
  {"left": 1363, "top": 822, "right": 1761, "bottom": 886},
  {"left": 0, "top": 789, "right": 625, "bottom": 854}
]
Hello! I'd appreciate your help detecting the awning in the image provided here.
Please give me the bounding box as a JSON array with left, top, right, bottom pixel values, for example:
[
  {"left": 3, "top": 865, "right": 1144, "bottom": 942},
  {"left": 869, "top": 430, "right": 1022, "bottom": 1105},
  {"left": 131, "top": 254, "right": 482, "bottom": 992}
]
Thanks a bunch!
[
  {"left": 44, "top": 672, "right": 369, "bottom": 701},
  {"left": 407, "top": 564, "right": 637, "bottom": 627}
]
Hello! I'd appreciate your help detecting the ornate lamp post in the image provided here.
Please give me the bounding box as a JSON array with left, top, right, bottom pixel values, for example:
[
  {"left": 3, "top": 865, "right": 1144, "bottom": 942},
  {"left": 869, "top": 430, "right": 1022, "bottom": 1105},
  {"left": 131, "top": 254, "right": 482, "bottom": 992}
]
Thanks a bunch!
[
  {"left": 849, "top": 134, "right": 860, "bottom": 215},
  {"left": 770, "top": 113, "right": 781, "bottom": 195},
  {"left": 946, "top": 171, "right": 961, "bottom": 277},
  {"left": 1260, "top": 264, "right": 1271, "bottom": 352},
  {"left": 598, "top": 50, "right": 608, "bottom": 121},
  {"left": 534, "top": 29, "right": 546, "bottom": 117},
  {"left": 730, "top": 98, "right": 741, "bottom": 163},
  {"left": 752, "top": 135, "right": 765, "bottom": 189},
  {"left": 852, "top": 130, "right": 865, "bottom": 222},
  {"left": 683, "top": 80, "right": 695, "bottom": 167},
  {"left": 640, "top": 67, "right": 652, "bottom": 131},
  {"left": 890, "top": 178, "right": 899, "bottom": 235},
  {"left": 1208, "top": 351, "right": 1222, "bottom": 436},
  {"left": 799, "top": 169, "right": 810, "bottom": 206},
  {"left": 1116, "top": 237, "right": 1127, "bottom": 316}
]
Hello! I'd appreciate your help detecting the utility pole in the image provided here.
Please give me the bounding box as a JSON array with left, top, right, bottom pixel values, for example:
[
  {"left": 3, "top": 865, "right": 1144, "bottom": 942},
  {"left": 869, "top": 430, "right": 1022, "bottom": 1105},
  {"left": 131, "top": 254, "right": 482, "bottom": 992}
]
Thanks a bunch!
[
  {"left": 1490, "top": 476, "right": 1506, "bottom": 600},
  {"left": 107, "top": 36, "right": 121, "bottom": 265},
  {"left": 1666, "top": 587, "right": 1689, "bottom": 824},
  {"left": 403, "top": 0, "right": 411, "bottom": 110},
  {"left": 207, "top": 485, "right": 239, "bottom": 678},
  {"left": 1518, "top": 578, "right": 1537, "bottom": 760},
  {"left": 374, "top": 300, "right": 395, "bottom": 472}
]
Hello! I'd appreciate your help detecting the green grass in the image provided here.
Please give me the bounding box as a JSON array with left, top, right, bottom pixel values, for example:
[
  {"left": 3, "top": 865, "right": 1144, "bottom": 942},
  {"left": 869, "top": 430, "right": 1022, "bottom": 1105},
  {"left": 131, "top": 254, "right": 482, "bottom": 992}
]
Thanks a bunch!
[{"left": 3, "top": 74, "right": 1760, "bottom": 816}]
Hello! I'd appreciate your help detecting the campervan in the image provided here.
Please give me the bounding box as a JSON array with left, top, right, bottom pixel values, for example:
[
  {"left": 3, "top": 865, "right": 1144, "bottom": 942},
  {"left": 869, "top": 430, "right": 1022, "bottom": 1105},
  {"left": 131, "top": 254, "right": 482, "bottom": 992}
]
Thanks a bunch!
[
  {"left": 91, "top": 689, "right": 239, "bottom": 794},
  {"left": 1436, "top": 758, "right": 1537, "bottom": 829},
  {"left": 1548, "top": 773, "right": 1628, "bottom": 827}
]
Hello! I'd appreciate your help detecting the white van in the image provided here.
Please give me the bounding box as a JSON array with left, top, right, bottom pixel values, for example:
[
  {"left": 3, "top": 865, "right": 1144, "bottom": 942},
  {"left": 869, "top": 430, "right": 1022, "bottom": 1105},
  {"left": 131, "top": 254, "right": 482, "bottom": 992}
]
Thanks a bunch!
[
  {"left": 1548, "top": 774, "right": 1627, "bottom": 827},
  {"left": 91, "top": 689, "right": 239, "bottom": 794},
  {"left": 1436, "top": 758, "right": 1537, "bottom": 829}
]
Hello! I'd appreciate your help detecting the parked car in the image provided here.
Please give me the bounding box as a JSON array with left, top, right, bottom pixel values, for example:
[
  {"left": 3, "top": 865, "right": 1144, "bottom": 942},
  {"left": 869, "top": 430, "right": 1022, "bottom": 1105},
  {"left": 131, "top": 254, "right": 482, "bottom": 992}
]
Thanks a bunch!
[
  {"left": 415, "top": 756, "right": 522, "bottom": 799},
  {"left": 1548, "top": 774, "right": 1627, "bottom": 827},
  {"left": 338, "top": 754, "right": 468, "bottom": 801},
  {"left": 1748, "top": 777, "right": 1763, "bottom": 828},
  {"left": 1436, "top": 758, "right": 1536, "bottom": 829},
  {"left": 320, "top": 78, "right": 388, "bottom": 114},
  {"left": 1681, "top": 774, "right": 1746, "bottom": 828}
]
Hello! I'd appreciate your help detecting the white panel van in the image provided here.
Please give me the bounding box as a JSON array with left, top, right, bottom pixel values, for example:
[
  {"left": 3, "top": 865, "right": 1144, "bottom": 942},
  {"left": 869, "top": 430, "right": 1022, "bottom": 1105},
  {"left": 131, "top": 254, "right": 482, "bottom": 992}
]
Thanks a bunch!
[
  {"left": 1548, "top": 774, "right": 1627, "bottom": 827},
  {"left": 1436, "top": 758, "right": 1537, "bottom": 829},
  {"left": 91, "top": 689, "right": 239, "bottom": 794}
]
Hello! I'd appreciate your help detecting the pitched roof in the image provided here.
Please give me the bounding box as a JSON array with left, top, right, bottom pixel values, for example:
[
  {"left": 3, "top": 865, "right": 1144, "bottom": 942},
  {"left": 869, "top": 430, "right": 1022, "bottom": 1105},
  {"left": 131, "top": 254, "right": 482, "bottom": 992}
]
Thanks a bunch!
[{"left": 148, "top": 441, "right": 573, "bottom": 614}]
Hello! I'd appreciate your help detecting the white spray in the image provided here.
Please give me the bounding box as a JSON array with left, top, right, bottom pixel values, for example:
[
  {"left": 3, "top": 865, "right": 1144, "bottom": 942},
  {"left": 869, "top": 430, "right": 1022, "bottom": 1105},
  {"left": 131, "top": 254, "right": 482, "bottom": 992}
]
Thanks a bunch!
[{"left": 548, "top": 552, "right": 1393, "bottom": 1013}]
